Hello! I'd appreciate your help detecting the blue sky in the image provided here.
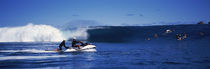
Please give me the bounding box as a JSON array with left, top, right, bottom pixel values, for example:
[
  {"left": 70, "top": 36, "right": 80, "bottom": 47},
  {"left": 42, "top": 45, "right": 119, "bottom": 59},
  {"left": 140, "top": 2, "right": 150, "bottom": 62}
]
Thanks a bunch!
[{"left": 0, "top": 0, "right": 210, "bottom": 27}]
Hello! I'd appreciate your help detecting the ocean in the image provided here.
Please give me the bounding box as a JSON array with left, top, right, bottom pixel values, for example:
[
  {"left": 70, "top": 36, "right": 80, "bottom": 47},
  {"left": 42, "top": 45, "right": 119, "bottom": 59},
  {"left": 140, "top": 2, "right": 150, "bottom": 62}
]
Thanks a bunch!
[{"left": 0, "top": 24, "right": 210, "bottom": 69}]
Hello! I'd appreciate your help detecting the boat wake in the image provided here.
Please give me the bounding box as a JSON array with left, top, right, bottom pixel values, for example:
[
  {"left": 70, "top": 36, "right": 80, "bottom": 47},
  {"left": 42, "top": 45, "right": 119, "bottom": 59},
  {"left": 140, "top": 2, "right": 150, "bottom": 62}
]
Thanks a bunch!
[
  {"left": 0, "top": 55, "right": 66, "bottom": 61},
  {"left": 0, "top": 49, "right": 56, "bottom": 53},
  {"left": 0, "top": 45, "right": 97, "bottom": 53}
]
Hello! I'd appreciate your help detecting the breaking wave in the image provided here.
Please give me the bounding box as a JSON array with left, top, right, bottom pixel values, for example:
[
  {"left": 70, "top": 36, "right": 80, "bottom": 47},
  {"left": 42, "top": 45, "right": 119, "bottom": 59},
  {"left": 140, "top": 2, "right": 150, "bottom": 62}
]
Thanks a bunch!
[
  {"left": 61, "top": 27, "right": 88, "bottom": 40},
  {"left": 2, "top": 23, "right": 208, "bottom": 43},
  {"left": 87, "top": 24, "right": 210, "bottom": 42},
  {"left": 0, "top": 23, "right": 66, "bottom": 42},
  {"left": 0, "top": 23, "right": 90, "bottom": 42}
]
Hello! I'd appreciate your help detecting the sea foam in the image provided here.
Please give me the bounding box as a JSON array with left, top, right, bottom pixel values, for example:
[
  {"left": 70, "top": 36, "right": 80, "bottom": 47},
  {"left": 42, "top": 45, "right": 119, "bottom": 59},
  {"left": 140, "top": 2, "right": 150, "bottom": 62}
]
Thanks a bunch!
[{"left": 0, "top": 23, "right": 65, "bottom": 42}]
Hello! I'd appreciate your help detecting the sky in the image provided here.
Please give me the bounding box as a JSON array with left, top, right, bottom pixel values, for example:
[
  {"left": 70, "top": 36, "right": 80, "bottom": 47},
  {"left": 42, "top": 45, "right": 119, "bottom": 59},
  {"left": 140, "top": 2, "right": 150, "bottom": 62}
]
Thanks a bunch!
[{"left": 0, "top": 0, "right": 210, "bottom": 27}]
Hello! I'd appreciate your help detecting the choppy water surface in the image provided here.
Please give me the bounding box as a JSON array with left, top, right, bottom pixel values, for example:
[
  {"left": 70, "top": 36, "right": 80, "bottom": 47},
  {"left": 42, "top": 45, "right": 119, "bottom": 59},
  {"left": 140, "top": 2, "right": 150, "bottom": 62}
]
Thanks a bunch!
[{"left": 0, "top": 40, "right": 209, "bottom": 69}]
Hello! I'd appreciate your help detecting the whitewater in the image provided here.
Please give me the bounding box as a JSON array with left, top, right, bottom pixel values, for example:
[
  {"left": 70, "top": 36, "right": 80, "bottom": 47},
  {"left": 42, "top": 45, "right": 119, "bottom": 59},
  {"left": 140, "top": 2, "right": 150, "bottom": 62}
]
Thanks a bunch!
[{"left": 0, "top": 23, "right": 88, "bottom": 42}]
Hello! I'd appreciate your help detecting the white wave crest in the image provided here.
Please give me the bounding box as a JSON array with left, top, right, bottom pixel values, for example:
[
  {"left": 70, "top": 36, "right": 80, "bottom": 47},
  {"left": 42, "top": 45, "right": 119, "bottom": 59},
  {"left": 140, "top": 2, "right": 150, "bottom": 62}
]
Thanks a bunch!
[{"left": 0, "top": 23, "right": 65, "bottom": 42}]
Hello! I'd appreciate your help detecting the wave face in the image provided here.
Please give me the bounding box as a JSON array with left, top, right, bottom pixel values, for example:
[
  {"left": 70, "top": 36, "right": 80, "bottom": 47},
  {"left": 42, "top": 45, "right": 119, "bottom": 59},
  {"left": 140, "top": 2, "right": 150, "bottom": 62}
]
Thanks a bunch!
[
  {"left": 0, "top": 23, "right": 65, "bottom": 42},
  {"left": 1, "top": 24, "right": 209, "bottom": 42},
  {"left": 87, "top": 24, "right": 210, "bottom": 42}
]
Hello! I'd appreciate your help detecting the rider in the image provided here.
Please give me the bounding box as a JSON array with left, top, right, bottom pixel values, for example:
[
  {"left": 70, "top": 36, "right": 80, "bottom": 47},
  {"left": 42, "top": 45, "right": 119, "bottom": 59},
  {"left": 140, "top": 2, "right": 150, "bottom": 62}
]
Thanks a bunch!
[
  {"left": 58, "top": 40, "right": 69, "bottom": 50},
  {"left": 72, "top": 38, "right": 81, "bottom": 49},
  {"left": 176, "top": 34, "right": 182, "bottom": 40}
]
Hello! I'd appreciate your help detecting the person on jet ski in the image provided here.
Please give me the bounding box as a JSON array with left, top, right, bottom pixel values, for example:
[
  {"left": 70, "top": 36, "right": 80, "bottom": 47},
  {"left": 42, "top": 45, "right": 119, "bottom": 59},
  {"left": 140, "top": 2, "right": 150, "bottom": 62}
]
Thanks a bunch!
[
  {"left": 72, "top": 38, "right": 82, "bottom": 49},
  {"left": 58, "top": 40, "right": 69, "bottom": 50}
]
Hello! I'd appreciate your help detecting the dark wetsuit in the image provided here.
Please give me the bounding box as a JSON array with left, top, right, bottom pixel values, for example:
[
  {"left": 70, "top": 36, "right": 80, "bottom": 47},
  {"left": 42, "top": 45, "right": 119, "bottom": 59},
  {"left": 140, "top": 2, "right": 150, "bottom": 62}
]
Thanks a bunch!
[
  {"left": 59, "top": 40, "right": 69, "bottom": 50},
  {"left": 72, "top": 40, "right": 80, "bottom": 47},
  {"left": 176, "top": 34, "right": 179, "bottom": 39}
]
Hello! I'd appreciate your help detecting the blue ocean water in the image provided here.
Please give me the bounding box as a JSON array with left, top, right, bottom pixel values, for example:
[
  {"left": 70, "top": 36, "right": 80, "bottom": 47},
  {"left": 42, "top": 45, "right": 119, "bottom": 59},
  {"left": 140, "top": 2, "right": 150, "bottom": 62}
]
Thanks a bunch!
[{"left": 0, "top": 24, "right": 210, "bottom": 69}]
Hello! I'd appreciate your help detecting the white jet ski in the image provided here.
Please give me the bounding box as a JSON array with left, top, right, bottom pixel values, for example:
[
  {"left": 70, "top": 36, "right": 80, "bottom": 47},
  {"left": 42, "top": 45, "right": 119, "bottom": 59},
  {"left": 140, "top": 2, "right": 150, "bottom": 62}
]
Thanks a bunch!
[{"left": 65, "top": 45, "right": 96, "bottom": 52}]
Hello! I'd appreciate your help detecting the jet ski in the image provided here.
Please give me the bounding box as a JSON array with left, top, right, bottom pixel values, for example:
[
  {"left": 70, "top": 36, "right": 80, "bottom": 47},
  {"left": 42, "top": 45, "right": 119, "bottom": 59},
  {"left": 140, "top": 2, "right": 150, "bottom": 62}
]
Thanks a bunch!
[{"left": 65, "top": 45, "right": 96, "bottom": 52}]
